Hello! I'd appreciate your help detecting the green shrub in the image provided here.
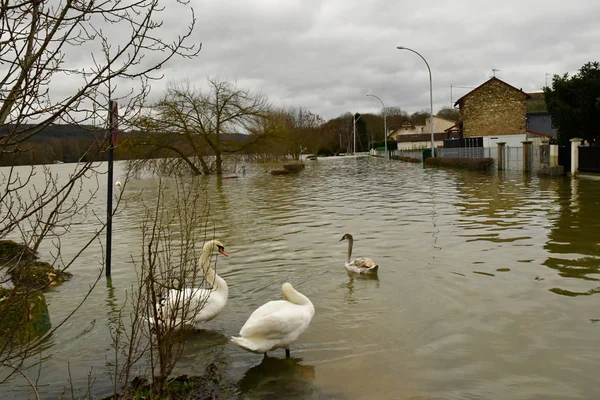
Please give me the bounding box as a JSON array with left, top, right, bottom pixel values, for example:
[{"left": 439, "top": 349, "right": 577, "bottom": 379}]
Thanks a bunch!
[
  {"left": 371, "top": 140, "right": 397, "bottom": 150},
  {"left": 0, "top": 287, "right": 51, "bottom": 344},
  {"left": 391, "top": 155, "right": 421, "bottom": 163},
  {"left": 0, "top": 240, "right": 36, "bottom": 264},
  {"left": 424, "top": 157, "right": 494, "bottom": 171},
  {"left": 10, "top": 260, "right": 72, "bottom": 288}
]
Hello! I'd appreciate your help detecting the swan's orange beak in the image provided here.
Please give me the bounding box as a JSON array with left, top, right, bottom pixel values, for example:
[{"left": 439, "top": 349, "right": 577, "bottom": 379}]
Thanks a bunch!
[{"left": 218, "top": 247, "right": 229, "bottom": 257}]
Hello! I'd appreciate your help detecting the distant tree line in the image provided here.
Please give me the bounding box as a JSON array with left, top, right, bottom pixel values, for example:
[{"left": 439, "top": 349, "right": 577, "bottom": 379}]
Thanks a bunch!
[
  {"left": 0, "top": 85, "right": 461, "bottom": 169},
  {"left": 0, "top": 124, "right": 108, "bottom": 166}
]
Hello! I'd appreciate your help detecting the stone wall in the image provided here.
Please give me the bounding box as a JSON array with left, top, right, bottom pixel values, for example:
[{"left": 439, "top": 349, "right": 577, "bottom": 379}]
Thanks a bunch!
[{"left": 460, "top": 79, "right": 527, "bottom": 137}]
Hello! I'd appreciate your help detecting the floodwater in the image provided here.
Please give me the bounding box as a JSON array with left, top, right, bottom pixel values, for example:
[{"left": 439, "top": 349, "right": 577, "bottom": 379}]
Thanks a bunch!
[{"left": 2, "top": 157, "right": 600, "bottom": 399}]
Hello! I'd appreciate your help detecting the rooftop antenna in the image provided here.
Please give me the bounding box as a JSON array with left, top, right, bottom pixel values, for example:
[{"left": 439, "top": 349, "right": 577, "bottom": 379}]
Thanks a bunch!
[
  {"left": 492, "top": 68, "right": 500, "bottom": 77},
  {"left": 545, "top": 72, "right": 550, "bottom": 88}
]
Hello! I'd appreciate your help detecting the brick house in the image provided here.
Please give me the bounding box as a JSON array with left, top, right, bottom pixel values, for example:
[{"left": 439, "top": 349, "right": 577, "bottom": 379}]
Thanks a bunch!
[{"left": 454, "top": 77, "right": 530, "bottom": 138}]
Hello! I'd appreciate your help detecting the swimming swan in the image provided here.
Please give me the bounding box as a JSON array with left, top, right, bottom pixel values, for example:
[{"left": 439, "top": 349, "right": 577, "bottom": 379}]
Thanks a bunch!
[
  {"left": 150, "top": 240, "right": 229, "bottom": 330},
  {"left": 340, "top": 233, "right": 379, "bottom": 275},
  {"left": 231, "top": 283, "right": 315, "bottom": 358}
]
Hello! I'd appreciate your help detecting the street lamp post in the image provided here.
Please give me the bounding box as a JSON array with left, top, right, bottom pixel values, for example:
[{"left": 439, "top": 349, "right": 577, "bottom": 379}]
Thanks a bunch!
[
  {"left": 366, "top": 93, "right": 388, "bottom": 159},
  {"left": 353, "top": 113, "right": 362, "bottom": 156},
  {"left": 397, "top": 46, "right": 435, "bottom": 157}
]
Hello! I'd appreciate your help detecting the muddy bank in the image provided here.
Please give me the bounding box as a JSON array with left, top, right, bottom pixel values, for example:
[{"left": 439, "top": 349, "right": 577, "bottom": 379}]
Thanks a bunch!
[{"left": 103, "top": 363, "right": 238, "bottom": 400}]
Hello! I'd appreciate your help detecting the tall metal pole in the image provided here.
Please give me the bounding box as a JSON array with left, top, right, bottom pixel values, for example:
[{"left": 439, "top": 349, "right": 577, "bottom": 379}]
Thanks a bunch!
[
  {"left": 366, "top": 93, "right": 387, "bottom": 159},
  {"left": 353, "top": 117, "right": 356, "bottom": 156},
  {"left": 397, "top": 46, "right": 434, "bottom": 157},
  {"left": 353, "top": 113, "right": 362, "bottom": 156},
  {"left": 106, "top": 100, "right": 118, "bottom": 277}
]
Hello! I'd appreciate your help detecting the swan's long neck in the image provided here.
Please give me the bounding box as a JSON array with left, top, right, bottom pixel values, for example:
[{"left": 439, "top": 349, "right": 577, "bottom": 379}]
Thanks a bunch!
[
  {"left": 346, "top": 237, "right": 354, "bottom": 264},
  {"left": 199, "top": 247, "right": 228, "bottom": 294},
  {"left": 282, "top": 283, "right": 312, "bottom": 307}
]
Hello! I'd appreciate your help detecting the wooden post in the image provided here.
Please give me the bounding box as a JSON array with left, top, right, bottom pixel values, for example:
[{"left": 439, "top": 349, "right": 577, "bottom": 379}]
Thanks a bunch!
[
  {"left": 570, "top": 137, "right": 582, "bottom": 174},
  {"left": 497, "top": 142, "right": 506, "bottom": 171},
  {"left": 522, "top": 141, "right": 532, "bottom": 172}
]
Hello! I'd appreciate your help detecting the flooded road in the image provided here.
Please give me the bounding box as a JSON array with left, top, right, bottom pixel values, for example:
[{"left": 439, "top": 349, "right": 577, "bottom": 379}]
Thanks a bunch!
[{"left": 3, "top": 157, "right": 600, "bottom": 399}]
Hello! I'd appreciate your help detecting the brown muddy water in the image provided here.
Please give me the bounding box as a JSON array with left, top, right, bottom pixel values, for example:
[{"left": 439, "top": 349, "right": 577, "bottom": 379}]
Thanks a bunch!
[{"left": 2, "top": 157, "right": 600, "bottom": 399}]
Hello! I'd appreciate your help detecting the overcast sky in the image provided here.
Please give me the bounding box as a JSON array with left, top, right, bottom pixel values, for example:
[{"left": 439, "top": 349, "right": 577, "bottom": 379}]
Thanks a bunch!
[{"left": 154, "top": 0, "right": 599, "bottom": 121}]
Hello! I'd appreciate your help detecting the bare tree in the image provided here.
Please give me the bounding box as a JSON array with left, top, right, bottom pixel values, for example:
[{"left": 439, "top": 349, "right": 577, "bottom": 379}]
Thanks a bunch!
[
  {"left": 257, "top": 107, "right": 325, "bottom": 159},
  {"left": 131, "top": 78, "right": 271, "bottom": 175},
  {"left": 106, "top": 176, "right": 220, "bottom": 397},
  {"left": 0, "top": 0, "right": 200, "bottom": 394},
  {"left": 246, "top": 108, "right": 296, "bottom": 161},
  {"left": 295, "top": 109, "right": 325, "bottom": 156}
]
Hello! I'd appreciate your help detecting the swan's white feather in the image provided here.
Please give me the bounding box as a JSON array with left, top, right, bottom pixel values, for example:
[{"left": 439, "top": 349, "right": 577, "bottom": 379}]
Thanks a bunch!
[
  {"left": 149, "top": 240, "right": 228, "bottom": 330},
  {"left": 239, "top": 300, "right": 311, "bottom": 339},
  {"left": 160, "top": 286, "right": 227, "bottom": 329},
  {"left": 232, "top": 283, "right": 314, "bottom": 355}
]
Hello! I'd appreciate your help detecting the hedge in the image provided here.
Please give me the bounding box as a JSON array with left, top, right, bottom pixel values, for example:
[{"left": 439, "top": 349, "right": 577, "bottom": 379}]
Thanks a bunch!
[{"left": 391, "top": 155, "right": 421, "bottom": 163}]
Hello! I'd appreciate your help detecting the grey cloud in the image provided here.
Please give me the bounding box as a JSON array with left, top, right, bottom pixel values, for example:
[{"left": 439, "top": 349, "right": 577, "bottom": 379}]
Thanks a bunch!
[{"left": 91, "top": 0, "right": 600, "bottom": 120}]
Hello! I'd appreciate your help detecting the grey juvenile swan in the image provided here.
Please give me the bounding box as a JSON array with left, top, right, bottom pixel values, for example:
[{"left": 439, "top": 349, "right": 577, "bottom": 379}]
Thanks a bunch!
[{"left": 340, "top": 233, "right": 379, "bottom": 275}]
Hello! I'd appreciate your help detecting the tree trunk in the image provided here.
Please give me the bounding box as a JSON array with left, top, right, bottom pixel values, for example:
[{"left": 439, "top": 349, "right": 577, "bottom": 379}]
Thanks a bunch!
[{"left": 215, "top": 151, "right": 222, "bottom": 175}]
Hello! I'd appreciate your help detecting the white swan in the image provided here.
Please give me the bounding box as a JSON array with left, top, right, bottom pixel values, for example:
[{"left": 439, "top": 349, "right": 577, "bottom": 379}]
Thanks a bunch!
[
  {"left": 151, "top": 239, "right": 229, "bottom": 330},
  {"left": 115, "top": 177, "right": 122, "bottom": 189},
  {"left": 340, "top": 233, "right": 379, "bottom": 275},
  {"left": 231, "top": 283, "right": 315, "bottom": 358}
]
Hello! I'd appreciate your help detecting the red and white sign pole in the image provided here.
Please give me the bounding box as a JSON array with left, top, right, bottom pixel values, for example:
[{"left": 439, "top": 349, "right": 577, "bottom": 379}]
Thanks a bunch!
[{"left": 106, "top": 100, "right": 118, "bottom": 278}]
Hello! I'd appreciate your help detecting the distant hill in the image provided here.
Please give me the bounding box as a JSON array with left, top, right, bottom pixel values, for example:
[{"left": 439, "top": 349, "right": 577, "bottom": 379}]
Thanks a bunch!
[
  {"left": 0, "top": 123, "right": 105, "bottom": 142},
  {"left": 0, "top": 124, "right": 108, "bottom": 166},
  {"left": 0, "top": 123, "right": 261, "bottom": 166},
  {"left": 1, "top": 124, "right": 255, "bottom": 144}
]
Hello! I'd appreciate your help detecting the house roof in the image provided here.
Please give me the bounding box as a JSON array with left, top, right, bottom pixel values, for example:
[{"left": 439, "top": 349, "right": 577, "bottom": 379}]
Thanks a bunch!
[
  {"left": 444, "top": 120, "right": 463, "bottom": 132},
  {"left": 526, "top": 128, "right": 551, "bottom": 138},
  {"left": 526, "top": 92, "right": 548, "bottom": 114},
  {"left": 431, "top": 115, "right": 456, "bottom": 124},
  {"left": 454, "top": 77, "right": 531, "bottom": 107}
]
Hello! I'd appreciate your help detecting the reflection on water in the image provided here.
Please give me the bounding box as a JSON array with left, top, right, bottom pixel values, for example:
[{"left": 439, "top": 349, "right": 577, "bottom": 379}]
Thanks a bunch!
[
  {"left": 344, "top": 273, "right": 379, "bottom": 305},
  {"left": 238, "top": 356, "right": 316, "bottom": 399},
  {"left": 3, "top": 159, "right": 600, "bottom": 399},
  {"left": 184, "top": 329, "right": 231, "bottom": 352},
  {"left": 543, "top": 176, "right": 600, "bottom": 297}
]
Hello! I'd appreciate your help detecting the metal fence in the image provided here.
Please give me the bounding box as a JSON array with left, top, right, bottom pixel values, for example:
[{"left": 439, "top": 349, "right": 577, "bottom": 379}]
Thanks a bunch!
[
  {"left": 389, "top": 149, "right": 424, "bottom": 161},
  {"left": 436, "top": 147, "right": 490, "bottom": 159},
  {"left": 392, "top": 143, "right": 548, "bottom": 172},
  {"left": 579, "top": 147, "right": 600, "bottom": 173}
]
